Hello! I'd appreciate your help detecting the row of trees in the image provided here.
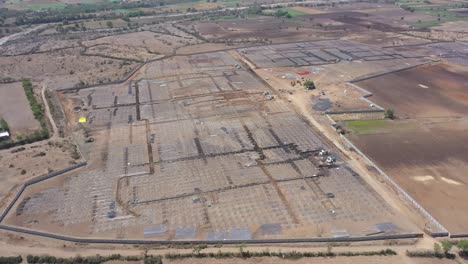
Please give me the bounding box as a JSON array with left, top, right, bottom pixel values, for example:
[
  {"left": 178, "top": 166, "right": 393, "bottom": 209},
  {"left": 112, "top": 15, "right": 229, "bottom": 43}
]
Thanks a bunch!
[
  {"left": 0, "top": 256, "right": 22, "bottom": 264},
  {"left": 166, "top": 246, "right": 396, "bottom": 260},
  {"left": 407, "top": 240, "right": 468, "bottom": 259},
  {"left": 12, "top": 0, "right": 201, "bottom": 26},
  {"left": 25, "top": 254, "right": 163, "bottom": 264},
  {"left": 0, "top": 118, "right": 9, "bottom": 132},
  {"left": 7, "top": 241, "right": 468, "bottom": 264}
]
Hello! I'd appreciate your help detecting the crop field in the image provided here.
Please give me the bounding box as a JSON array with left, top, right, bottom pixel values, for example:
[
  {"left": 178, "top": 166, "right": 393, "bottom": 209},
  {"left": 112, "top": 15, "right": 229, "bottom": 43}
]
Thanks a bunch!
[
  {"left": 190, "top": 16, "right": 367, "bottom": 43},
  {"left": 347, "top": 63, "right": 468, "bottom": 235},
  {"left": 395, "top": 0, "right": 468, "bottom": 27},
  {"left": 0, "top": 82, "right": 40, "bottom": 136},
  {"left": 2, "top": 51, "right": 416, "bottom": 240}
]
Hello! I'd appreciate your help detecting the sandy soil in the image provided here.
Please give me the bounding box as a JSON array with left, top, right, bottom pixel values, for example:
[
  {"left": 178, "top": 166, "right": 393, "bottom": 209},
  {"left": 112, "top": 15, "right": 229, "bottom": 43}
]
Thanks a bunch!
[
  {"left": 0, "top": 228, "right": 436, "bottom": 261},
  {"left": 0, "top": 139, "right": 81, "bottom": 210},
  {"left": 242, "top": 56, "right": 428, "bottom": 114},
  {"left": 176, "top": 43, "right": 238, "bottom": 54},
  {"left": 82, "top": 30, "right": 198, "bottom": 56},
  {"left": 0, "top": 48, "right": 138, "bottom": 90},
  {"left": 163, "top": 256, "right": 458, "bottom": 264}
]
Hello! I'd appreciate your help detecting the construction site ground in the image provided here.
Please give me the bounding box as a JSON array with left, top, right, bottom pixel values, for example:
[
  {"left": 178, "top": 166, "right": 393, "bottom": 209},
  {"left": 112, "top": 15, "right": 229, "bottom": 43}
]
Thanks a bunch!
[{"left": 3, "top": 49, "right": 417, "bottom": 241}]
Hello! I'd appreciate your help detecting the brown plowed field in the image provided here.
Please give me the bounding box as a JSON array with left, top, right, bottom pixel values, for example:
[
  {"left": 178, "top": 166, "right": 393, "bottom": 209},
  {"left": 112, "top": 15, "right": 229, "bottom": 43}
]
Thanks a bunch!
[
  {"left": 0, "top": 82, "right": 40, "bottom": 136},
  {"left": 348, "top": 63, "right": 468, "bottom": 234},
  {"left": 192, "top": 16, "right": 364, "bottom": 42},
  {"left": 355, "top": 64, "right": 468, "bottom": 118},
  {"left": 350, "top": 125, "right": 468, "bottom": 234}
]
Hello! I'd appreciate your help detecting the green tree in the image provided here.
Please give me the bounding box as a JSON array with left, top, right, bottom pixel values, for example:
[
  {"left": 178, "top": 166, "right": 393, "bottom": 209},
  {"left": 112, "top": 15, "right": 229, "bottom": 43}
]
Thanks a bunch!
[
  {"left": 327, "top": 243, "right": 333, "bottom": 256},
  {"left": 458, "top": 240, "right": 468, "bottom": 254},
  {"left": 303, "top": 80, "right": 315, "bottom": 90},
  {"left": 384, "top": 109, "right": 394, "bottom": 119},
  {"left": 0, "top": 118, "right": 9, "bottom": 132},
  {"left": 442, "top": 241, "right": 452, "bottom": 254},
  {"left": 434, "top": 243, "right": 442, "bottom": 257},
  {"left": 106, "top": 21, "right": 113, "bottom": 28},
  {"left": 193, "top": 244, "right": 207, "bottom": 255}
]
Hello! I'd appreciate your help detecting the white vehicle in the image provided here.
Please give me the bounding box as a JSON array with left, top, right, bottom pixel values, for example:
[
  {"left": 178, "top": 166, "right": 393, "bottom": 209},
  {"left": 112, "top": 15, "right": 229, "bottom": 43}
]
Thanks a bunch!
[{"left": 325, "top": 156, "right": 336, "bottom": 165}]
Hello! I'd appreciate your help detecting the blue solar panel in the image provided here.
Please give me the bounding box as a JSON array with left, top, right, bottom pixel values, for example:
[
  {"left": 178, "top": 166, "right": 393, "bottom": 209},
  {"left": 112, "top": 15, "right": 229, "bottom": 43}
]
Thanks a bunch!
[
  {"left": 174, "top": 227, "right": 197, "bottom": 239},
  {"left": 229, "top": 228, "right": 251, "bottom": 240},
  {"left": 143, "top": 225, "right": 167, "bottom": 238}
]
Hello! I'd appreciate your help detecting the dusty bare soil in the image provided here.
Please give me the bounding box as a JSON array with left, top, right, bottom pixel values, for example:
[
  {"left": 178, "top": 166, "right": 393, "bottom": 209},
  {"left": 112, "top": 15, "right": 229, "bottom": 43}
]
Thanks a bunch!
[
  {"left": 82, "top": 27, "right": 202, "bottom": 57},
  {"left": 245, "top": 56, "right": 428, "bottom": 113},
  {"left": 191, "top": 16, "right": 357, "bottom": 43},
  {"left": 0, "top": 82, "right": 40, "bottom": 136},
  {"left": 163, "top": 256, "right": 458, "bottom": 264},
  {"left": 0, "top": 48, "right": 138, "bottom": 90},
  {"left": 0, "top": 139, "right": 81, "bottom": 211}
]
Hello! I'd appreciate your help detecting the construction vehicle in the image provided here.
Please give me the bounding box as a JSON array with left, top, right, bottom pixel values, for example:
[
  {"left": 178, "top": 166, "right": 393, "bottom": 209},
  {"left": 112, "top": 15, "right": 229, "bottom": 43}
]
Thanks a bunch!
[
  {"left": 318, "top": 149, "right": 328, "bottom": 156},
  {"left": 325, "top": 156, "right": 336, "bottom": 165}
]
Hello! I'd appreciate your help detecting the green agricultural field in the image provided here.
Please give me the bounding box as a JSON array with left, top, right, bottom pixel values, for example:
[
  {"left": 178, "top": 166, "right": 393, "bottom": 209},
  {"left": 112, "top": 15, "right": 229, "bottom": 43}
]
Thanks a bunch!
[
  {"left": 344, "top": 119, "right": 419, "bottom": 135},
  {"left": 344, "top": 119, "right": 390, "bottom": 134},
  {"left": 277, "top": 8, "right": 307, "bottom": 17},
  {"left": 26, "top": 3, "right": 67, "bottom": 11},
  {"left": 264, "top": 7, "right": 307, "bottom": 18},
  {"left": 396, "top": 0, "right": 468, "bottom": 27}
]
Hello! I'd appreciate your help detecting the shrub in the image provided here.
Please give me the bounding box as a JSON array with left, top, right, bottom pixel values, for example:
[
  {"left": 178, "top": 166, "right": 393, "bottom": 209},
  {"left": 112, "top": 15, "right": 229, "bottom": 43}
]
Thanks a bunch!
[
  {"left": 384, "top": 109, "right": 394, "bottom": 119},
  {"left": 303, "top": 80, "right": 316, "bottom": 90},
  {"left": 441, "top": 241, "right": 452, "bottom": 254},
  {"left": 144, "top": 255, "right": 163, "bottom": 264},
  {"left": 0, "top": 256, "right": 22, "bottom": 264},
  {"left": 0, "top": 118, "right": 9, "bottom": 132},
  {"left": 458, "top": 240, "right": 468, "bottom": 258},
  {"left": 406, "top": 250, "right": 436, "bottom": 258},
  {"left": 26, "top": 254, "right": 145, "bottom": 264}
]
